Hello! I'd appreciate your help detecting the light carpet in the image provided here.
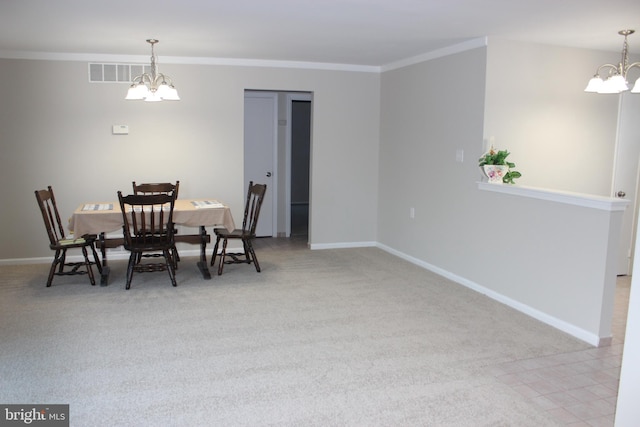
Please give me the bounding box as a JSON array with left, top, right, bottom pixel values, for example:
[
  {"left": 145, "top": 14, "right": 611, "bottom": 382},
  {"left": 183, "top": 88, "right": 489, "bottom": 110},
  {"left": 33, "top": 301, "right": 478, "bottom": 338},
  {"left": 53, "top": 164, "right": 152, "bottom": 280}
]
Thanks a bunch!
[{"left": 0, "top": 242, "right": 590, "bottom": 426}]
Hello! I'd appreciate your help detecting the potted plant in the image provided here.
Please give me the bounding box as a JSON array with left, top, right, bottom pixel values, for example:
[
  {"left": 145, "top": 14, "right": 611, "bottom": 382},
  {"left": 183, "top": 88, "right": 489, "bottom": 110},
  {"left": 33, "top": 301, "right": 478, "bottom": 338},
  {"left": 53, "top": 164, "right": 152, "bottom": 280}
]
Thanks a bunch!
[{"left": 478, "top": 146, "right": 522, "bottom": 184}]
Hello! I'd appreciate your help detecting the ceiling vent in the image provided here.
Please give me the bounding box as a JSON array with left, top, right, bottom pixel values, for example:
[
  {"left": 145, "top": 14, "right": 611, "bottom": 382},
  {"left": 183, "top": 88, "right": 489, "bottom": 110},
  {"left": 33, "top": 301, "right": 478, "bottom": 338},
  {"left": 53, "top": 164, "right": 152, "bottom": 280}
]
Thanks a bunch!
[{"left": 88, "top": 63, "right": 150, "bottom": 83}]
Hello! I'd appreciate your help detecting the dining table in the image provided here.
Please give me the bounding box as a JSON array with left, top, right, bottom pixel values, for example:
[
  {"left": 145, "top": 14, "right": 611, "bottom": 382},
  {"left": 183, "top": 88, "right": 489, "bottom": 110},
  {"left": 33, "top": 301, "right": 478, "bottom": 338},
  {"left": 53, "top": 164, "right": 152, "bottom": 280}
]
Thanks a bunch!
[{"left": 69, "top": 199, "right": 235, "bottom": 284}]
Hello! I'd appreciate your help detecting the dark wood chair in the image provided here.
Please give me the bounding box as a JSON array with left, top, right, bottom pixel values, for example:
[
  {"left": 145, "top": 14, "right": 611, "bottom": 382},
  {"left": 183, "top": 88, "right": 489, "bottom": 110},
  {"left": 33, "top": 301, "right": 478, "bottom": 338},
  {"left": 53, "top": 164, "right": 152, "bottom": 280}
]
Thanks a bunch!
[
  {"left": 118, "top": 191, "right": 177, "bottom": 290},
  {"left": 132, "top": 181, "right": 180, "bottom": 267},
  {"left": 211, "top": 181, "right": 267, "bottom": 275},
  {"left": 35, "top": 186, "right": 103, "bottom": 287}
]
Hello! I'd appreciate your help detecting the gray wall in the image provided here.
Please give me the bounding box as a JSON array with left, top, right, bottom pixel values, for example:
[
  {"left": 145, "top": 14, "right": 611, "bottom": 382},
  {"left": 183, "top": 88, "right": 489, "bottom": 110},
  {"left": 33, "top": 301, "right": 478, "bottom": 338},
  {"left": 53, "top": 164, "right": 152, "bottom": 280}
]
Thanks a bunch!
[
  {"left": 0, "top": 58, "right": 380, "bottom": 259},
  {"left": 377, "top": 41, "right": 625, "bottom": 343}
]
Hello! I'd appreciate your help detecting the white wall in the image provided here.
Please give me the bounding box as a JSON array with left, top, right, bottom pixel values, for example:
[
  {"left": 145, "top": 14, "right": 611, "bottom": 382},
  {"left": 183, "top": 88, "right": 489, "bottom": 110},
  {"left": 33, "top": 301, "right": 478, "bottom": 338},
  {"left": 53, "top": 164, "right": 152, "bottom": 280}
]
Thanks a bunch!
[
  {"left": 484, "top": 38, "right": 620, "bottom": 195},
  {"left": 378, "top": 47, "right": 488, "bottom": 272},
  {"left": 0, "top": 58, "right": 380, "bottom": 260}
]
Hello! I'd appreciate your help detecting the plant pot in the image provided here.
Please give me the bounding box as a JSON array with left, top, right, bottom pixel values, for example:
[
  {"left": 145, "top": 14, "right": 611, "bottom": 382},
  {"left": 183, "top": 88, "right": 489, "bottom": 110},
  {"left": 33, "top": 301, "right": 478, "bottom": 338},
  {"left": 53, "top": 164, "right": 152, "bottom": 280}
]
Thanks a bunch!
[{"left": 482, "top": 165, "right": 509, "bottom": 184}]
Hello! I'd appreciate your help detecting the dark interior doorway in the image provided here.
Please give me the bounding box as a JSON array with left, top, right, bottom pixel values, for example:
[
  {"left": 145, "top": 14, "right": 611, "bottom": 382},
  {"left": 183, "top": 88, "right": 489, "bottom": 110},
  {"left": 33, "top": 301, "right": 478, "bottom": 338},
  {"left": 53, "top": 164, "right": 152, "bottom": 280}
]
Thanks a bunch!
[{"left": 290, "top": 100, "right": 311, "bottom": 236}]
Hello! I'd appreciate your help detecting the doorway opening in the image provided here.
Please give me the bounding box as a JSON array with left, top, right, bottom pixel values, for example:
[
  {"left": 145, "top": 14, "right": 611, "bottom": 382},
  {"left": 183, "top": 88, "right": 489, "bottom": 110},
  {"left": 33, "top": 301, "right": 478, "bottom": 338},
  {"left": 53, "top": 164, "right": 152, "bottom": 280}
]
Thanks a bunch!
[
  {"left": 290, "top": 99, "right": 311, "bottom": 237},
  {"left": 244, "top": 90, "right": 312, "bottom": 239}
]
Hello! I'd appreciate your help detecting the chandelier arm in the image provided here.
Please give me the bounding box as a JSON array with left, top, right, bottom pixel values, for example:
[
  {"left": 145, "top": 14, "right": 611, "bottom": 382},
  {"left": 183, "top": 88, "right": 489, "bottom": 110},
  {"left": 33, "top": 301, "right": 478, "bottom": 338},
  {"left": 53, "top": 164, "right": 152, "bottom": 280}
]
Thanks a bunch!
[
  {"left": 130, "top": 74, "right": 151, "bottom": 85},
  {"left": 156, "top": 73, "right": 175, "bottom": 85},
  {"left": 594, "top": 63, "right": 620, "bottom": 77},
  {"left": 136, "top": 73, "right": 154, "bottom": 86}
]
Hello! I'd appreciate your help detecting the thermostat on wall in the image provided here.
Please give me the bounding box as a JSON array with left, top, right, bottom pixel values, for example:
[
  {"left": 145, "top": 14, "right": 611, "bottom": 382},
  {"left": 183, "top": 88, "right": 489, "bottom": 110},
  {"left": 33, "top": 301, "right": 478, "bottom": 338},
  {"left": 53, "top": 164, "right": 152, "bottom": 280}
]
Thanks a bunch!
[{"left": 112, "top": 125, "right": 129, "bottom": 135}]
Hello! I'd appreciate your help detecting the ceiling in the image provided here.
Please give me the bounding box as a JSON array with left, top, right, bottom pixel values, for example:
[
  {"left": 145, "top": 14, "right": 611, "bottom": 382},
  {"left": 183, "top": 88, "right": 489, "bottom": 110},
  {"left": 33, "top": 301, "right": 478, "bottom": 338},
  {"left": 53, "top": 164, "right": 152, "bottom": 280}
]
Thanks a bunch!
[{"left": 1, "top": 0, "right": 639, "bottom": 67}]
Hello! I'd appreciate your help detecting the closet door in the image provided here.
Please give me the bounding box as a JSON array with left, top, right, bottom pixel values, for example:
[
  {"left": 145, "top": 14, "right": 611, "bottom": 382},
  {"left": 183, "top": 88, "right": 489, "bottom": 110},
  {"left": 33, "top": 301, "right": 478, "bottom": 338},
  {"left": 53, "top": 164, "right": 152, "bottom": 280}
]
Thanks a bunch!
[{"left": 244, "top": 91, "right": 277, "bottom": 237}]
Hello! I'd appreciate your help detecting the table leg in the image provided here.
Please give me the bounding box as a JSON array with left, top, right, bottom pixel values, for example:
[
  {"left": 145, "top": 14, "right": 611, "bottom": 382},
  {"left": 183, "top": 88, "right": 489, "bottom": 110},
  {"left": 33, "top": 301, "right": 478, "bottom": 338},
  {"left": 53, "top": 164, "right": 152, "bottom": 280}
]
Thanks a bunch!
[
  {"left": 196, "top": 226, "right": 212, "bottom": 280},
  {"left": 98, "top": 232, "right": 110, "bottom": 286}
]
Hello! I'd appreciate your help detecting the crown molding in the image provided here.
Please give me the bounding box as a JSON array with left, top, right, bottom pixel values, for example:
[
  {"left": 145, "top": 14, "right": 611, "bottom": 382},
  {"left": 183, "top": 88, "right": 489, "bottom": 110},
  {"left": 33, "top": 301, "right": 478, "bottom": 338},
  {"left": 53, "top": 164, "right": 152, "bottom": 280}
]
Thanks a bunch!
[
  {"left": 0, "top": 50, "right": 380, "bottom": 73},
  {"left": 0, "top": 38, "right": 488, "bottom": 74},
  {"left": 381, "top": 37, "right": 487, "bottom": 72}
]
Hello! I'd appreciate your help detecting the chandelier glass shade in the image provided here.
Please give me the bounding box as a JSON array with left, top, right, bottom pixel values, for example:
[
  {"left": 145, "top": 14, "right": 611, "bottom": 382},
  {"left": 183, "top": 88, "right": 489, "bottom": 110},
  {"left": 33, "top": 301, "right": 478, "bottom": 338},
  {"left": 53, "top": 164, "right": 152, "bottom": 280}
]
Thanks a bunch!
[
  {"left": 585, "top": 30, "right": 640, "bottom": 94},
  {"left": 125, "top": 39, "right": 180, "bottom": 102}
]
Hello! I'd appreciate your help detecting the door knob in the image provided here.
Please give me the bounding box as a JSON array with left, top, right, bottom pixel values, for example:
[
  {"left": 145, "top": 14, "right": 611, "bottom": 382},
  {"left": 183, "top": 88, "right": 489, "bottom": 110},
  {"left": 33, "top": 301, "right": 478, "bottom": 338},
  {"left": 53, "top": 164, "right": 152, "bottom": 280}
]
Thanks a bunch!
[
  {"left": 617, "top": 191, "right": 626, "bottom": 198},
  {"left": 266, "top": 172, "right": 272, "bottom": 177}
]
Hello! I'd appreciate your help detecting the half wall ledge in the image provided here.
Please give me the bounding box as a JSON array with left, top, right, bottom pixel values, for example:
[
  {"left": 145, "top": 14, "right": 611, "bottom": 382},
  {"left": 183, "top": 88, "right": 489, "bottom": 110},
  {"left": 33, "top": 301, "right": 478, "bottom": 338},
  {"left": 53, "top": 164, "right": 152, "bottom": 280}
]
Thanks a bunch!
[{"left": 477, "top": 182, "right": 630, "bottom": 211}]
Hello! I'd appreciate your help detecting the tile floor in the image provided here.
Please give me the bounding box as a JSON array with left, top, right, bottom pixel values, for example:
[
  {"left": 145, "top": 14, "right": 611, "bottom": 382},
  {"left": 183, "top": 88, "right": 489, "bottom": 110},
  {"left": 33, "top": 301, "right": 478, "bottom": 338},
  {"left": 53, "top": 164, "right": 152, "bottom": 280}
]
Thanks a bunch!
[{"left": 492, "top": 276, "right": 631, "bottom": 426}]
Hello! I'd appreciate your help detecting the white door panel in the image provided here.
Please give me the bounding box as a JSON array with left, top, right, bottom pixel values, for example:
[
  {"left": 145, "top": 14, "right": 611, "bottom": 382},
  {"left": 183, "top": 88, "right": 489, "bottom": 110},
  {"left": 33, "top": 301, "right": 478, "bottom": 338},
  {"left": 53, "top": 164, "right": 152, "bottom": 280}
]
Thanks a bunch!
[{"left": 244, "top": 92, "right": 276, "bottom": 237}]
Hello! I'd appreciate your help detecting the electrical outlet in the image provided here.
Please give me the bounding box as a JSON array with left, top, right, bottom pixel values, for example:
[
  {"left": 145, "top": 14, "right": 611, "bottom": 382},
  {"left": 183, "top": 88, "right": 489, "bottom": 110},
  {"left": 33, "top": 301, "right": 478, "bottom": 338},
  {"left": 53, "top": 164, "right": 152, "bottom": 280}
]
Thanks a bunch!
[
  {"left": 410, "top": 207, "right": 415, "bottom": 219},
  {"left": 456, "top": 149, "right": 464, "bottom": 162}
]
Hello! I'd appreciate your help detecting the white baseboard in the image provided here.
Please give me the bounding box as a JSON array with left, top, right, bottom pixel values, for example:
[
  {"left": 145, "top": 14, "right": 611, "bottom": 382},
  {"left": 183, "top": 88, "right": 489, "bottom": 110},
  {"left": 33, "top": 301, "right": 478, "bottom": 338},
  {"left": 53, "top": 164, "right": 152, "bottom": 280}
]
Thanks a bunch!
[
  {"left": 375, "top": 242, "right": 604, "bottom": 347},
  {"left": 0, "top": 239, "right": 608, "bottom": 346},
  {"left": 309, "top": 241, "right": 376, "bottom": 250}
]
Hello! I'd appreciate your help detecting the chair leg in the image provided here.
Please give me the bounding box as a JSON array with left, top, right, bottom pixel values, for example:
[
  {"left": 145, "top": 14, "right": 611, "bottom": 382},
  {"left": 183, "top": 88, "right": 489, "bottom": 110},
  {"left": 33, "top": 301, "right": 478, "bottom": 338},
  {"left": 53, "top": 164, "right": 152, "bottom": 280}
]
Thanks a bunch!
[
  {"left": 217, "top": 238, "right": 228, "bottom": 275},
  {"left": 91, "top": 242, "right": 109, "bottom": 285},
  {"left": 89, "top": 243, "right": 103, "bottom": 276},
  {"left": 46, "top": 249, "right": 63, "bottom": 287},
  {"left": 125, "top": 253, "right": 136, "bottom": 290},
  {"left": 242, "top": 239, "right": 251, "bottom": 263},
  {"left": 99, "top": 233, "right": 108, "bottom": 267},
  {"left": 245, "top": 239, "right": 261, "bottom": 272},
  {"left": 211, "top": 234, "right": 221, "bottom": 267},
  {"left": 172, "top": 246, "right": 179, "bottom": 270},
  {"left": 81, "top": 246, "right": 96, "bottom": 286},
  {"left": 164, "top": 249, "right": 177, "bottom": 287},
  {"left": 58, "top": 250, "right": 67, "bottom": 274}
]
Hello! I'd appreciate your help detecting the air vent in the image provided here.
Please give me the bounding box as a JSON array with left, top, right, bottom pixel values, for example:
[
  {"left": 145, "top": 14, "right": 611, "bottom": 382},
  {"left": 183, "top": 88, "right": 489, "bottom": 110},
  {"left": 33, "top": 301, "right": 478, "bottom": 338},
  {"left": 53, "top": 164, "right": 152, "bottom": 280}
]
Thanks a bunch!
[{"left": 88, "top": 63, "right": 150, "bottom": 83}]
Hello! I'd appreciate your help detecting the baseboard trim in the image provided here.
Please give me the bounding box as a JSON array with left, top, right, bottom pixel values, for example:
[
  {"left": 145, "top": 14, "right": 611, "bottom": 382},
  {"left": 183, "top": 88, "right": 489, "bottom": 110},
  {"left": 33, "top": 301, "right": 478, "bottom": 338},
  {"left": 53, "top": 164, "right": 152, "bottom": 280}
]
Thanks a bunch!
[
  {"left": 0, "top": 239, "right": 611, "bottom": 346},
  {"left": 375, "top": 242, "right": 605, "bottom": 347},
  {"left": 309, "top": 241, "right": 376, "bottom": 250}
]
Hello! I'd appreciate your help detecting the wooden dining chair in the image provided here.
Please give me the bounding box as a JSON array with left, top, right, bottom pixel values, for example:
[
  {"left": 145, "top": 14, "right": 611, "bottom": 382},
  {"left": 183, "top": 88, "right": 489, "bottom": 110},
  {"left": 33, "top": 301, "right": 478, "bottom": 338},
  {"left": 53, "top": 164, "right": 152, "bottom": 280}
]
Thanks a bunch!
[
  {"left": 210, "top": 181, "right": 267, "bottom": 275},
  {"left": 35, "top": 186, "right": 103, "bottom": 287},
  {"left": 132, "top": 181, "right": 180, "bottom": 267},
  {"left": 118, "top": 191, "right": 177, "bottom": 289}
]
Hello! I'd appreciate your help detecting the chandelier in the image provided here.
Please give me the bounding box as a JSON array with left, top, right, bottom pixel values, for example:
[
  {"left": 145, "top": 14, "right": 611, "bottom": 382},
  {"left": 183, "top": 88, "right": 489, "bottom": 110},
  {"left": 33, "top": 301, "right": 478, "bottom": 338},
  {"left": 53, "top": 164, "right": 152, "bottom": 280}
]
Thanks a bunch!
[
  {"left": 585, "top": 30, "right": 640, "bottom": 94},
  {"left": 125, "top": 39, "right": 180, "bottom": 102}
]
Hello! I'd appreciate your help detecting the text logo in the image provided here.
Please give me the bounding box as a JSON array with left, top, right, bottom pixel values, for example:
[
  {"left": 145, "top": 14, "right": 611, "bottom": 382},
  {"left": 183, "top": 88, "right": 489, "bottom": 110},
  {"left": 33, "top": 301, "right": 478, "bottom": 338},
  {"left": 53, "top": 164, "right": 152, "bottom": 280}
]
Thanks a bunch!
[{"left": 1, "top": 405, "right": 69, "bottom": 427}]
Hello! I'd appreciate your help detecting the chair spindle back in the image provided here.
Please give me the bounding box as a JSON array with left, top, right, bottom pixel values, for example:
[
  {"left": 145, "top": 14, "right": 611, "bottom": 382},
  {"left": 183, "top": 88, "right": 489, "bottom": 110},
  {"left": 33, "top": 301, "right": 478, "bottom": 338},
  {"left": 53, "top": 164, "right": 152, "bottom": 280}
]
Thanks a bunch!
[
  {"left": 118, "top": 192, "right": 176, "bottom": 248},
  {"left": 242, "top": 182, "right": 267, "bottom": 235},
  {"left": 35, "top": 186, "right": 67, "bottom": 245}
]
